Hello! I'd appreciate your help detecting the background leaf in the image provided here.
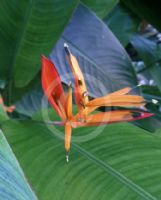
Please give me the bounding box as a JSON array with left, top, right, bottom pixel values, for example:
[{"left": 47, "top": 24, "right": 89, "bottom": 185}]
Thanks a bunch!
[
  {"left": 1, "top": 1, "right": 161, "bottom": 199},
  {"left": 0, "top": 0, "right": 78, "bottom": 88},
  {"left": 2, "top": 114, "right": 161, "bottom": 200},
  {"left": 50, "top": 4, "right": 139, "bottom": 98},
  {"left": 0, "top": 80, "right": 6, "bottom": 90},
  {"left": 2, "top": 72, "right": 41, "bottom": 105},
  {"left": 104, "top": 2, "right": 140, "bottom": 46},
  {"left": 131, "top": 35, "right": 161, "bottom": 92},
  {"left": 0, "top": 96, "right": 9, "bottom": 122},
  {"left": 121, "top": 0, "right": 161, "bottom": 32},
  {"left": 0, "top": 129, "right": 37, "bottom": 200},
  {"left": 131, "top": 35, "right": 161, "bottom": 65},
  {"left": 15, "top": 86, "right": 44, "bottom": 117},
  {"left": 148, "top": 63, "right": 161, "bottom": 93},
  {"left": 81, "top": 0, "right": 118, "bottom": 18}
]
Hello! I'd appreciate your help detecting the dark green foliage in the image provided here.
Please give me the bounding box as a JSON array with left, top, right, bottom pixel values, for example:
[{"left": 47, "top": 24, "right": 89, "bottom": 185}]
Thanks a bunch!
[{"left": 0, "top": 1, "right": 161, "bottom": 199}]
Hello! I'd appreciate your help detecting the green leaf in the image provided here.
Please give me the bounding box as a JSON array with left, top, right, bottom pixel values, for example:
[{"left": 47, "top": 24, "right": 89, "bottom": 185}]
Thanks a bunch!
[
  {"left": 131, "top": 35, "right": 161, "bottom": 66},
  {"left": 132, "top": 116, "right": 161, "bottom": 132},
  {"left": 104, "top": 3, "right": 140, "bottom": 46},
  {"left": 155, "top": 128, "right": 161, "bottom": 138},
  {"left": 0, "top": 80, "right": 6, "bottom": 89},
  {"left": 131, "top": 35, "right": 161, "bottom": 92},
  {"left": 15, "top": 87, "right": 44, "bottom": 117},
  {"left": 143, "top": 85, "right": 161, "bottom": 100},
  {"left": 148, "top": 63, "right": 161, "bottom": 92},
  {"left": 0, "top": 105, "right": 8, "bottom": 122},
  {"left": 142, "top": 86, "right": 161, "bottom": 131},
  {"left": 82, "top": 0, "right": 118, "bottom": 18},
  {"left": 2, "top": 72, "right": 41, "bottom": 105},
  {"left": 0, "top": 95, "right": 8, "bottom": 122},
  {"left": 2, "top": 115, "right": 161, "bottom": 200},
  {"left": 121, "top": 0, "right": 161, "bottom": 32},
  {"left": 50, "top": 4, "right": 139, "bottom": 98},
  {"left": 0, "top": 129, "right": 37, "bottom": 200},
  {"left": 0, "top": 0, "right": 78, "bottom": 87}
]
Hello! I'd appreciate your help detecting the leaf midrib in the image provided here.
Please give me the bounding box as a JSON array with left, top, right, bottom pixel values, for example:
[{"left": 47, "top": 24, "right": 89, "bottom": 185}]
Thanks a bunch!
[
  {"left": 10, "top": 0, "right": 35, "bottom": 81},
  {"left": 73, "top": 143, "right": 157, "bottom": 200},
  {"left": 3, "top": 120, "right": 157, "bottom": 199}
]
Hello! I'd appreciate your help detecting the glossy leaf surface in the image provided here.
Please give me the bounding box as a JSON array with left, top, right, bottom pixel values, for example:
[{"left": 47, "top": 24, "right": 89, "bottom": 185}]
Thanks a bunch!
[
  {"left": 0, "top": 0, "right": 78, "bottom": 87},
  {"left": 0, "top": 129, "right": 37, "bottom": 200},
  {"left": 50, "top": 4, "right": 139, "bottom": 98},
  {"left": 2, "top": 109, "right": 161, "bottom": 200}
]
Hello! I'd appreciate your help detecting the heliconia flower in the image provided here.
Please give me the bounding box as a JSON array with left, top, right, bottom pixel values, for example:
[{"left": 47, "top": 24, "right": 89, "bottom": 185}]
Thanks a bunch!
[
  {"left": 0, "top": 96, "right": 15, "bottom": 113},
  {"left": 41, "top": 44, "right": 154, "bottom": 162}
]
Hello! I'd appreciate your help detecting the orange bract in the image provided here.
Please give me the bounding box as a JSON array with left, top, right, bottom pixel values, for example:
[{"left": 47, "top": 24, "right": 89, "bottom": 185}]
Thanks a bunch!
[{"left": 41, "top": 44, "right": 153, "bottom": 161}]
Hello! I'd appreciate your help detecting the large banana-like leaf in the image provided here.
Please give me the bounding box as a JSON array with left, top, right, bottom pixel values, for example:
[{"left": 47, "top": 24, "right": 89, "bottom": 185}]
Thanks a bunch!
[
  {"left": 131, "top": 35, "right": 161, "bottom": 66},
  {"left": 130, "top": 35, "right": 161, "bottom": 131},
  {"left": 131, "top": 35, "right": 161, "bottom": 92},
  {"left": 50, "top": 4, "right": 139, "bottom": 98},
  {"left": 0, "top": 102, "right": 8, "bottom": 121},
  {"left": 15, "top": 87, "right": 44, "bottom": 117},
  {"left": 0, "top": 129, "right": 37, "bottom": 200},
  {"left": 104, "top": 2, "right": 140, "bottom": 46},
  {"left": 121, "top": 0, "right": 161, "bottom": 32},
  {"left": 0, "top": 0, "right": 78, "bottom": 87},
  {"left": 2, "top": 109, "right": 161, "bottom": 200},
  {"left": 82, "top": 0, "right": 118, "bottom": 18}
]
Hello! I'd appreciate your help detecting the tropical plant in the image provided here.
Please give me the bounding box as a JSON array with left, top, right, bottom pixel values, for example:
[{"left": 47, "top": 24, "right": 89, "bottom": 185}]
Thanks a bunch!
[{"left": 0, "top": 1, "right": 161, "bottom": 199}]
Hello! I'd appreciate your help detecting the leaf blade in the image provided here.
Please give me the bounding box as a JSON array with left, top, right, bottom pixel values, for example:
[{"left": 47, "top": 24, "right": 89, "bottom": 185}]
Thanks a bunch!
[
  {"left": 0, "top": 129, "right": 37, "bottom": 200},
  {"left": 2, "top": 118, "right": 161, "bottom": 200},
  {"left": 0, "top": 0, "right": 78, "bottom": 87},
  {"left": 50, "top": 4, "right": 139, "bottom": 99}
]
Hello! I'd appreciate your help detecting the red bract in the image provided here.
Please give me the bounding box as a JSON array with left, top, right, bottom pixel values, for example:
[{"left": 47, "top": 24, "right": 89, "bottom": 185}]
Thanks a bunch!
[{"left": 41, "top": 44, "right": 153, "bottom": 162}]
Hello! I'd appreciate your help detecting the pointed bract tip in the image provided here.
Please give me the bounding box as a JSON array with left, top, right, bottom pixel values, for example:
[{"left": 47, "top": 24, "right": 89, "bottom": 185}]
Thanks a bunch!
[
  {"left": 64, "top": 43, "right": 71, "bottom": 56},
  {"left": 68, "top": 81, "right": 72, "bottom": 87},
  {"left": 131, "top": 84, "right": 142, "bottom": 91},
  {"left": 41, "top": 55, "right": 49, "bottom": 63},
  {"left": 41, "top": 55, "right": 46, "bottom": 60},
  {"left": 152, "top": 99, "right": 158, "bottom": 104},
  {"left": 66, "top": 153, "right": 69, "bottom": 163},
  {"left": 64, "top": 43, "right": 69, "bottom": 48},
  {"left": 141, "top": 112, "right": 154, "bottom": 118},
  {"left": 131, "top": 111, "right": 154, "bottom": 121},
  {"left": 41, "top": 54, "right": 48, "bottom": 59},
  {"left": 137, "top": 83, "right": 143, "bottom": 87}
]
